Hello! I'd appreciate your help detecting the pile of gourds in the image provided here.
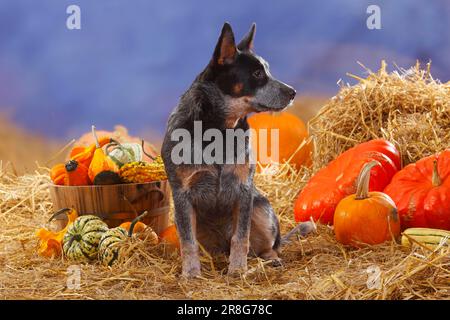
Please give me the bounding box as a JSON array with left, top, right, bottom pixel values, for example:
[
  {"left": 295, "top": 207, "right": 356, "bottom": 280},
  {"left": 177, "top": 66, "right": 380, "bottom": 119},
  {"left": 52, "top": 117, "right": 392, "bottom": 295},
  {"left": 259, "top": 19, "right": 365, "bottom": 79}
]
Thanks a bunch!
[
  {"left": 50, "top": 125, "right": 167, "bottom": 186},
  {"left": 37, "top": 208, "right": 159, "bottom": 266},
  {"left": 294, "top": 139, "right": 450, "bottom": 249}
]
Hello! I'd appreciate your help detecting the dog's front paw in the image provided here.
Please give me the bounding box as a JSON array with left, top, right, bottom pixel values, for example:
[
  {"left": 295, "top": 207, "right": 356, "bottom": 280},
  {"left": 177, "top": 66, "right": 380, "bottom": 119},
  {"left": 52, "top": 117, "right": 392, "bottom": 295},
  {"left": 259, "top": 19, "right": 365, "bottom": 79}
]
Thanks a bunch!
[
  {"left": 180, "top": 242, "right": 201, "bottom": 279},
  {"left": 227, "top": 254, "right": 248, "bottom": 276},
  {"left": 182, "top": 260, "right": 201, "bottom": 279},
  {"left": 228, "top": 237, "right": 249, "bottom": 276},
  {"left": 227, "top": 264, "right": 247, "bottom": 276}
]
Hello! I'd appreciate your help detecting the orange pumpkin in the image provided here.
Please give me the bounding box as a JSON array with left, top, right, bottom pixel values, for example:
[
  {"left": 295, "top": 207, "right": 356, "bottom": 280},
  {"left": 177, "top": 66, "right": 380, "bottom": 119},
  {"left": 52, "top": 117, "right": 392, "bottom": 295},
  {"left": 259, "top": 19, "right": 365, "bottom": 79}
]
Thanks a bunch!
[
  {"left": 160, "top": 225, "right": 180, "bottom": 250},
  {"left": 119, "top": 221, "right": 147, "bottom": 234},
  {"left": 50, "top": 160, "right": 90, "bottom": 186},
  {"left": 65, "top": 160, "right": 90, "bottom": 186},
  {"left": 119, "top": 211, "right": 158, "bottom": 242},
  {"left": 247, "top": 112, "right": 311, "bottom": 170},
  {"left": 384, "top": 150, "right": 450, "bottom": 230},
  {"left": 333, "top": 161, "right": 401, "bottom": 247}
]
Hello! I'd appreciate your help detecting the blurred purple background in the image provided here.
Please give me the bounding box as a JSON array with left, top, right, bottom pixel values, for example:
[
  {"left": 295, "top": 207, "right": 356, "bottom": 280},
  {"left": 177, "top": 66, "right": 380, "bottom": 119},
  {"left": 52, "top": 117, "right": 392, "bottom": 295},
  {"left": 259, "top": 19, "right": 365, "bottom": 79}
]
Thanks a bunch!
[{"left": 0, "top": 0, "right": 449, "bottom": 140}]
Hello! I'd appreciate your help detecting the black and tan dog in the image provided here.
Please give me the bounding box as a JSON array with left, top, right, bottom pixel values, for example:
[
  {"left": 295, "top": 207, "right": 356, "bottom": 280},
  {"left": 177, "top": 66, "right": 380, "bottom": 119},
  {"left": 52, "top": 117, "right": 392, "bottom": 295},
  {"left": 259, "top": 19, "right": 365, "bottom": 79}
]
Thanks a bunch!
[{"left": 162, "top": 22, "right": 312, "bottom": 278}]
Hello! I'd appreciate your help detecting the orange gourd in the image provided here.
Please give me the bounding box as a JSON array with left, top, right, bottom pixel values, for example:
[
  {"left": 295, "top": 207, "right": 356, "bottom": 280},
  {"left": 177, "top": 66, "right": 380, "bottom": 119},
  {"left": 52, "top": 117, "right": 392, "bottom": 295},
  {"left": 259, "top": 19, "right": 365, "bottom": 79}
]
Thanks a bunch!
[
  {"left": 88, "top": 126, "right": 120, "bottom": 184},
  {"left": 36, "top": 208, "right": 79, "bottom": 258},
  {"left": 333, "top": 161, "right": 401, "bottom": 247},
  {"left": 247, "top": 112, "right": 311, "bottom": 170},
  {"left": 70, "top": 136, "right": 112, "bottom": 168},
  {"left": 384, "top": 150, "right": 450, "bottom": 230},
  {"left": 119, "top": 221, "right": 147, "bottom": 234},
  {"left": 160, "top": 225, "right": 180, "bottom": 250},
  {"left": 50, "top": 160, "right": 90, "bottom": 186},
  {"left": 118, "top": 211, "right": 155, "bottom": 241}
]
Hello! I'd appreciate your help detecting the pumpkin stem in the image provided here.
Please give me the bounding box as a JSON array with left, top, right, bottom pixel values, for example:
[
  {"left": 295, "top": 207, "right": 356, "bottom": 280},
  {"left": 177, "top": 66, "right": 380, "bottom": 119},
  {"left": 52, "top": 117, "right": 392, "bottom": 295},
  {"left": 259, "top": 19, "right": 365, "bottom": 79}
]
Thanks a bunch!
[
  {"left": 48, "top": 208, "right": 72, "bottom": 223},
  {"left": 128, "top": 211, "right": 148, "bottom": 237},
  {"left": 432, "top": 159, "right": 441, "bottom": 187},
  {"left": 355, "top": 160, "right": 381, "bottom": 200},
  {"left": 141, "top": 140, "right": 156, "bottom": 161},
  {"left": 65, "top": 159, "right": 79, "bottom": 172},
  {"left": 92, "top": 125, "right": 100, "bottom": 149}
]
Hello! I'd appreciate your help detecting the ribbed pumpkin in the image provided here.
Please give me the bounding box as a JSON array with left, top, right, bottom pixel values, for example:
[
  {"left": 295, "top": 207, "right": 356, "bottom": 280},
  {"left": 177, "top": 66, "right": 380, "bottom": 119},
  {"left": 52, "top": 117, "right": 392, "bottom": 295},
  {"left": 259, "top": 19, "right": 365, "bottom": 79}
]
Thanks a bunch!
[
  {"left": 50, "top": 160, "right": 90, "bottom": 186},
  {"left": 98, "top": 212, "right": 158, "bottom": 266},
  {"left": 63, "top": 215, "right": 109, "bottom": 263},
  {"left": 247, "top": 112, "right": 311, "bottom": 170},
  {"left": 384, "top": 150, "right": 450, "bottom": 230}
]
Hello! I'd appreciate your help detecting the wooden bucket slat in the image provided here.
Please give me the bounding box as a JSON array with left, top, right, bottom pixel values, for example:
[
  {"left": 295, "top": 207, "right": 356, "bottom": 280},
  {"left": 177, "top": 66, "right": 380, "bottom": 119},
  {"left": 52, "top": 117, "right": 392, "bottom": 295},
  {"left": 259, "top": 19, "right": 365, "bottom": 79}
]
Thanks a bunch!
[{"left": 49, "top": 181, "right": 171, "bottom": 235}]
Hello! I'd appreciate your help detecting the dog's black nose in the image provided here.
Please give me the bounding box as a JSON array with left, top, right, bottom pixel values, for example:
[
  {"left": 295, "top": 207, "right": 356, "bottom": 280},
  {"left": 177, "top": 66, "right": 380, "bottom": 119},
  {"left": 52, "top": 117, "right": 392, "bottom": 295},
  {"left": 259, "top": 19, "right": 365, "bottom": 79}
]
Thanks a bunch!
[
  {"left": 289, "top": 88, "right": 296, "bottom": 100},
  {"left": 282, "top": 86, "right": 296, "bottom": 100}
]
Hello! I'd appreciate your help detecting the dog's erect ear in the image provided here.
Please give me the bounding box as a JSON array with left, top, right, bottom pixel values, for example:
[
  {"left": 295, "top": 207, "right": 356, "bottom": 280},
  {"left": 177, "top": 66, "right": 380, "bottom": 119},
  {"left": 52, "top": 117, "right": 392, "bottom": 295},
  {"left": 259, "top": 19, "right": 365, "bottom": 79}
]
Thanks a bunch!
[
  {"left": 237, "top": 23, "right": 256, "bottom": 51},
  {"left": 213, "top": 22, "right": 237, "bottom": 65}
]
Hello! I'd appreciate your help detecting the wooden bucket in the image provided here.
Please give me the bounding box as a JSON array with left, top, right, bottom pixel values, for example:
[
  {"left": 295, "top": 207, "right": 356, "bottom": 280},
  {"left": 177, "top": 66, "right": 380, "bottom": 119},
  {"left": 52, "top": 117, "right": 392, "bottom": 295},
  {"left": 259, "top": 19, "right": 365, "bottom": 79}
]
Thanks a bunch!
[{"left": 48, "top": 180, "right": 171, "bottom": 235}]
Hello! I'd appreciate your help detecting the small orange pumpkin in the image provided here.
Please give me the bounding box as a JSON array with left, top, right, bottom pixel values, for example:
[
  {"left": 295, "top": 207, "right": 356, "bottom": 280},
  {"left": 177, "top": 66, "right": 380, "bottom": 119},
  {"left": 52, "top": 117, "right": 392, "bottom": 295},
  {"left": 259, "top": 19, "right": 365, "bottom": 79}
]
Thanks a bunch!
[
  {"left": 118, "top": 211, "right": 158, "bottom": 242},
  {"left": 119, "top": 211, "right": 148, "bottom": 238},
  {"left": 119, "top": 221, "right": 147, "bottom": 234},
  {"left": 159, "top": 225, "right": 180, "bottom": 250},
  {"left": 50, "top": 160, "right": 90, "bottom": 186},
  {"left": 65, "top": 160, "right": 90, "bottom": 186},
  {"left": 333, "top": 161, "right": 401, "bottom": 247}
]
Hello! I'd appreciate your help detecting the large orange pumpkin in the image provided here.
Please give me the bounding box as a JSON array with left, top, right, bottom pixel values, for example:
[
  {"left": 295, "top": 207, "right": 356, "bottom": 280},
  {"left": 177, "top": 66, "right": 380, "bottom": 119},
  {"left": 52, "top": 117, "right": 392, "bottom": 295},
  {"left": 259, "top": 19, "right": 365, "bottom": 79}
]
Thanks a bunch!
[
  {"left": 334, "top": 161, "right": 401, "bottom": 247},
  {"left": 294, "top": 139, "right": 400, "bottom": 225},
  {"left": 384, "top": 150, "right": 450, "bottom": 230},
  {"left": 247, "top": 112, "right": 311, "bottom": 170}
]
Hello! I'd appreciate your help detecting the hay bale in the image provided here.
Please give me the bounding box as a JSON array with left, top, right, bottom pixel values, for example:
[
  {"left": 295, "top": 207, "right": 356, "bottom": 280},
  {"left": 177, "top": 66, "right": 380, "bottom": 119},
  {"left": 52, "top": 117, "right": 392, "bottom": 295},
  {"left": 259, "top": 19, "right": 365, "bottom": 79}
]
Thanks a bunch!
[{"left": 309, "top": 61, "right": 450, "bottom": 170}]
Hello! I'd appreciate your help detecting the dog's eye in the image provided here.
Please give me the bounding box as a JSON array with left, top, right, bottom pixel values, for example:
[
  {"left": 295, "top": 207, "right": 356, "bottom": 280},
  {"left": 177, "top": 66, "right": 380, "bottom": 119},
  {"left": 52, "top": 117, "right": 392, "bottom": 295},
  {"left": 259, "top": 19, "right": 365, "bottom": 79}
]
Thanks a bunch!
[{"left": 253, "top": 69, "right": 265, "bottom": 79}]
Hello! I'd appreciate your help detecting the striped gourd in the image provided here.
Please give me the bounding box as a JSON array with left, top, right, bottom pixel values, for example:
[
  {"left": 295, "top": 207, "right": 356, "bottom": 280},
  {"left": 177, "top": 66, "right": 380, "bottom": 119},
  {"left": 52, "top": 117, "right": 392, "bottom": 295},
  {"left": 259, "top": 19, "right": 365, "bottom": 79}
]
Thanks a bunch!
[
  {"left": 401, "top": 228, "right": 450, "bottom": 249},
  {"left": 98, "top": 211, "right": 156, "bottom": 266},
  {"left": 98, "top": 226, "right": 129, "bottom": 267},
  {"left": 63, "top": 215, "right": 109, "bottom": 263}
]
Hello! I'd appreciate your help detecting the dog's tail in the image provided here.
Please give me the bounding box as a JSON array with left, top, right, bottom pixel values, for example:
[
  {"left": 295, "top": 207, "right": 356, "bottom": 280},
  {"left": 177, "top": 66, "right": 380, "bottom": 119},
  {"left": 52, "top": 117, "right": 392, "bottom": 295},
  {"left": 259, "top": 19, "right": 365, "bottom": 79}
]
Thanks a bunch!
[{"left": 280, "top": 218, "right": 317, "bottom": 246}]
